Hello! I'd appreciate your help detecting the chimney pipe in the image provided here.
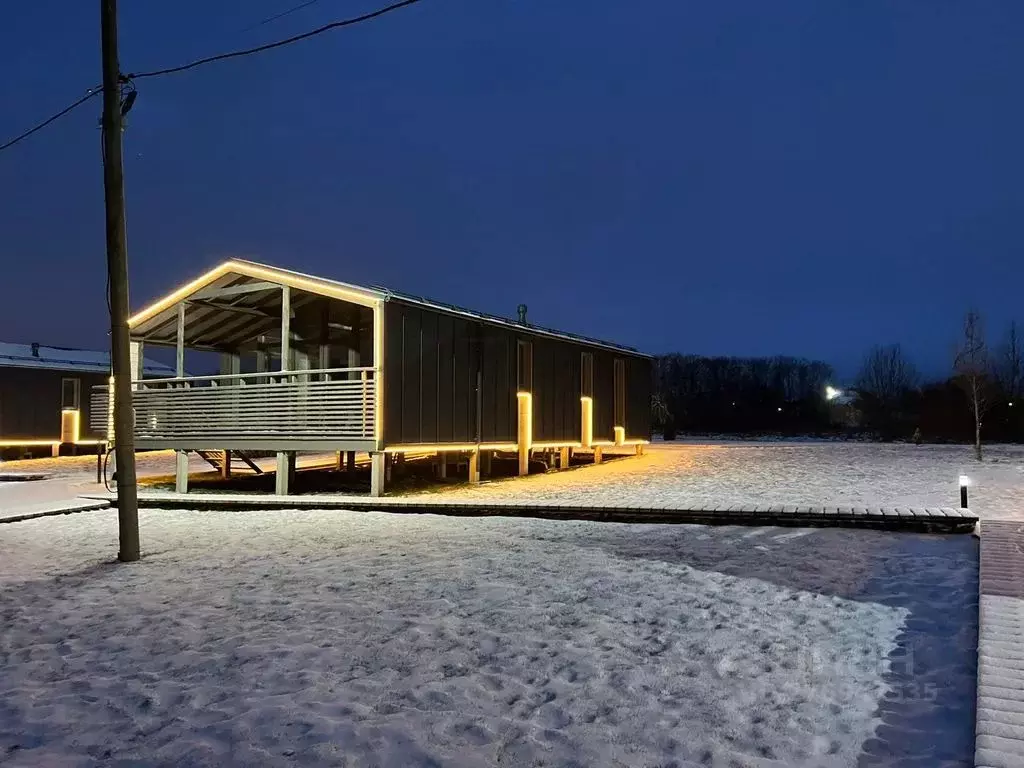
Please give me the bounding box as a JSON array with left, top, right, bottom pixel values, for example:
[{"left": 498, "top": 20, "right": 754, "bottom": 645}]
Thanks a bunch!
[
  {"left": 517, "top": 304, "right": 528, "bottom": 324},
  {"left": 31, "top": 342, "right": 39, "bottom": 358}
]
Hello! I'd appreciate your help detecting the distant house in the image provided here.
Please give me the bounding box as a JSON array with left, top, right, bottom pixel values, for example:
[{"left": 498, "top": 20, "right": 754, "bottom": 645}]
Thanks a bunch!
[{"left": 0, "top": 341, "right": 174, "bottom": 458}]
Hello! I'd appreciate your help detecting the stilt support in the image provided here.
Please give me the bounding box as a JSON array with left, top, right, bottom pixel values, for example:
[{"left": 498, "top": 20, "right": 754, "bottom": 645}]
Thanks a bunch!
[
  {"left": 560, "top": 446, "right": 570, "bottom": 469},
  {"left": 175, "top": 450, "right": 189, "bottom": 494},
  {"left": 594, "top": 446, "right": 603, "bottom": 465},
  {"left": 370, "top": 452, "right": 386, "bottom": 497},
  {"left": 221, "top": 450, "right": 232, "bottom": 480},
  {"left": 275, "top": 451, "right": 293, "bottom": 495},
  {"left": 636, "top": 443, "right": 645, "bottom": 456},
  {"left": 346, "top": 451, "right": 356, "bottom": 474},
  {"left": 469, "top": 449, "right": 480, "bottom": 484},
  {"left": 481, "top": 450, "right": 492, "bottom": 478},
  {"left": 437, "top": 453, "right": 447, "bottom": 480}
]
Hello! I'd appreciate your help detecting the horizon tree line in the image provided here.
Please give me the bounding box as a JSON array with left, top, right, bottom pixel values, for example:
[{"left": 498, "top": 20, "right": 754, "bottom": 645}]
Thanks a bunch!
[{"left": 652, "top": 313, "right": 1023, "bottom": 457}]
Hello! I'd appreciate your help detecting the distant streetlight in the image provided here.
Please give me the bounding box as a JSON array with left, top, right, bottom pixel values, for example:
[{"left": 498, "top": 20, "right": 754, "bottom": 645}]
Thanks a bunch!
[{"left": 825, "top": 385, "right": 842, "bottom": 401}]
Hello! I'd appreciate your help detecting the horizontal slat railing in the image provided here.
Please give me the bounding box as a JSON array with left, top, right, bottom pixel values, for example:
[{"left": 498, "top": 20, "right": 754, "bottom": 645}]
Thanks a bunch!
[{"left": 90, "top": 367, "right": 376, "bottom": 442}]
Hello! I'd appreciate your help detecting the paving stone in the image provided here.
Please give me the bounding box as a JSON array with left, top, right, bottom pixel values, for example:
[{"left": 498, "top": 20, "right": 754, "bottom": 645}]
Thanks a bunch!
[{"left": 976, "top": 746, "right": 1024, "bottom": 768}]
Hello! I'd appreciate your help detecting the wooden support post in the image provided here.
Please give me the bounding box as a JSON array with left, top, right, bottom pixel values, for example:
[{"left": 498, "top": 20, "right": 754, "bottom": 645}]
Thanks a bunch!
[
  {"left": 546, "top": 451, "right": 557, "bottom": 470},
  {"left": 370, "top": 452, "right": 386, "bottom": 497},
  {"left": 288, "top": 451, "right": 297, "bottom": 490},
  {"left": 130, "top": 340, "right": 144, "bottom": 388},
  {"left": 275, "top": 451, "right": 291, "bottom": 495},
  {"left": 594, "top": 446, "right": 603, "bottom": 465},
  {"left": 347, "top": 451, "right": 356, "bottom": 474},
  {"left": 280, "top": 286, "right": 291, "bottom": 376},
  {"left": 636, "top": 443, "right": 644, "bottom": 456},
  {"left": 221, "top": 450, "right": 231, "bottom": 479},
  {"left": 175, "top": 450, "right": 189, "bottom": 493},
  {"left": 51, "top": 443, "right": 60, "bottom": 458},
  {"left": 469, "top": 449, "right": 480, "bottom": 484},
  {"left": 437, "top": 453, "right": 447, "bottom": 480},
  {"left": 560, "top": 446, "right": 570, "bottom": 469},
  {"left": 175, "top": 304, "right": 186, "bottom": 377},
  {"left": 481, "top": 450, "right": 492, "bottom": 477},
  {"left": 336, "top": 451, "right": 344, "bottom": 471}
]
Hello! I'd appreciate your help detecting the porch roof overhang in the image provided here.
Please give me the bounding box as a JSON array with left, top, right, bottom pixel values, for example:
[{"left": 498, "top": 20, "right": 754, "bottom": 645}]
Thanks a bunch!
[
  {"left": 129, "top": 260, "right": 384, "bottom": 349},
  {"left": 130, "top": 257, "right": 650, "bottom": 357}
]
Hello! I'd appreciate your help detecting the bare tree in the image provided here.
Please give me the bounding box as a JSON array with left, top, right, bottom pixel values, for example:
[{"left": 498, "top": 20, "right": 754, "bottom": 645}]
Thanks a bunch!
[
  {"left": 954, "top": 310, "right": 991, "bottom": 460},
  {"left": 856, "top": 344, "right": 918, "bottom": 402},
  {"left": 995, "top": 320, "right": 1023, "bottom": 400}
]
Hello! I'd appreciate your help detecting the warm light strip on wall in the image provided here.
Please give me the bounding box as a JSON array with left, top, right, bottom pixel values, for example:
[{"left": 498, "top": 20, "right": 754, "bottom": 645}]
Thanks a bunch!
[
  {"left": 580, "top": 396, "right": 593, "bottom": 449},
  {"left": 384, "top": 443, "right": 518, "bottom": 454},
  {"left": 531, "top": 441, "right": 582, "bottom": 450},
  {"left": 517, "top": 392, "right": 533, "bottom": 450},
  {"left": 61, "top": 409, "right": 81, "bottom": 444},
  {"left": 373, "top": 300, "right": 384, "bottom": 448},
  {"left": 0, "top": 440, "right": 60, "bottom": 447}
]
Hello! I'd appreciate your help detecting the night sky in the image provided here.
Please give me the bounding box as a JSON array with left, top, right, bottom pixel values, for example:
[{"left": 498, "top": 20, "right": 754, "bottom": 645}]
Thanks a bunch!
[{"left": 2, "top": 1, "right": 1022, "bottom": 380}]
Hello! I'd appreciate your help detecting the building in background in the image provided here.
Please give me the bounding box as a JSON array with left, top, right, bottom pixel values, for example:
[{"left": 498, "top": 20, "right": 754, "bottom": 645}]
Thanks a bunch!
[
  {"left": 93, "top": 259, "right": 651, "bottom": 495},
  {"left": 0, "top": 341, "right": 174, "bottom": 459}
]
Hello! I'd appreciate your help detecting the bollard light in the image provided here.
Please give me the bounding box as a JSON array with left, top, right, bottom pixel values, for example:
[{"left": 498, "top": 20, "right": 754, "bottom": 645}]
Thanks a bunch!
[{"left": 959, "top": 475, "right": 970, "bottom": 509}]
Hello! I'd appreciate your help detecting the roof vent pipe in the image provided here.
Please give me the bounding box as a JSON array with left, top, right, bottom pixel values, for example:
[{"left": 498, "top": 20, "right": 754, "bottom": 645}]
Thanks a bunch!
[
  {"left": 517, "top": 304, "right": 528, "bottom": 324},
  {"left": 31, "top": 342, "right": 39, "bottom": 357}
]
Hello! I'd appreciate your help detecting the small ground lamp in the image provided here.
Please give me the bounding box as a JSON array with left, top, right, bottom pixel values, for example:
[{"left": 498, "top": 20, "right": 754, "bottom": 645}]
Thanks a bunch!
[{"left": 959, "top": 475, "right": 970, "bottom": 509}]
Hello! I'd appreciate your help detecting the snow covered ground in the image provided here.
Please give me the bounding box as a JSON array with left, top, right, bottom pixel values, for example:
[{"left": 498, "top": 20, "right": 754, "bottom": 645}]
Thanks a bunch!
[
  {"left": 419, "top": 442, "right": 1024, "bottom": 519},
  {"left": 0, "top": 508, "right": 976, "bottom": 767}
]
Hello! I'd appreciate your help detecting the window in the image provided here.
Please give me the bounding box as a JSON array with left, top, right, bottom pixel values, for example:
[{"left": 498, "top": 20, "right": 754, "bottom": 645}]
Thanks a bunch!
[
  {"left": 581, "top": 352, "right": 594, "bottom": 398},
  {"left": 61, "top": 378, "right": 80, "bottom": 410},
  {"left": 517, "top": 340, "right": 533, "bottom": 392},
  {"left": 614, "top": 359, "right": 626, "bottom": 426}
]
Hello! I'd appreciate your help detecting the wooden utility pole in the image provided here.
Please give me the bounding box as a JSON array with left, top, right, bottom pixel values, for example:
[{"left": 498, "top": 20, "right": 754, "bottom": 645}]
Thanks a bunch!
[{"left": 100, "top": 0, "right": 140, "bottom": 561}]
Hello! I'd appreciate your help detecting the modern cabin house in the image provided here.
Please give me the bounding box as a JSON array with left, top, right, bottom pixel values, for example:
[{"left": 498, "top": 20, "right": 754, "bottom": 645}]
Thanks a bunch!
[
  {"left": 0, "top": 341, "right": 174, "bottom": 458},
  {"left": 92, "top": 259, "right": 651, "bottom": 495}
]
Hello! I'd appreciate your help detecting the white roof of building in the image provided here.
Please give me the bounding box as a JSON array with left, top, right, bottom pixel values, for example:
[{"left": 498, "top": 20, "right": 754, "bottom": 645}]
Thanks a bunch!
[{"left": 0, "top": 341, "right": 176, "bottom": 376}]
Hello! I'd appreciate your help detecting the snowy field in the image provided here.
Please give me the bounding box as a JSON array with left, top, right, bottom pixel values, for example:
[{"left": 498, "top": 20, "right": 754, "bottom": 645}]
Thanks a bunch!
[
  {"left": 419, "top": 442, "right": 1024, "bottom": 519},
  {"left": 0, "top": 508, "right": 976, "bottom": 767}
]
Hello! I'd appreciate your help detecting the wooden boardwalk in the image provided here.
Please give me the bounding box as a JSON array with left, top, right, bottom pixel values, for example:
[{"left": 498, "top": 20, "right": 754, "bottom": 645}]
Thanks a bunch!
[
  {"left": 77, "top": 492, "right": 981, "bottom": 533},
  {"left": 977, "top": 520, "right": 1024, "bottom": 768}
]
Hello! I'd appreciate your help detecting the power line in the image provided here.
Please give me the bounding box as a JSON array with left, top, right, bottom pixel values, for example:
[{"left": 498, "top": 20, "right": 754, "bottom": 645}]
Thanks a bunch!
[
  {"left": 0, "top": 89, "right": 101, "bottom": 154},
  {"left": 128, "top": 0, "right": 422, "bottom": 80},
  {"left": 243, "top": 0, "right": 329, "bottom": 32}
]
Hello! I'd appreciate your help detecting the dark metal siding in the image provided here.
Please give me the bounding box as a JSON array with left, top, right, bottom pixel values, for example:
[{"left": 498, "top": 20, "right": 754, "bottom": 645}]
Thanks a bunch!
[
  {"left": 626, "top": 356, "right": 652, "bottom": 438},
  {"left": 382, "top": 300, "right": 650, "bottom": 446},
  {"left": 0, "top": 368, "right": 107, "bottom": 440},
  {"left": 591, "top": 351, "right": 615, "bottom": 441}
]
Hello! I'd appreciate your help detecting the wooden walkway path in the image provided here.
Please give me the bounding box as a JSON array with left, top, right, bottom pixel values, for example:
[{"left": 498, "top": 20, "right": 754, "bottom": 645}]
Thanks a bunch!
[
  {"left": 977, "top": 520, "right": 1024, "bottom": 768},
  {"left": 77, "top": 492, "right": 980, "bottom": 533}
]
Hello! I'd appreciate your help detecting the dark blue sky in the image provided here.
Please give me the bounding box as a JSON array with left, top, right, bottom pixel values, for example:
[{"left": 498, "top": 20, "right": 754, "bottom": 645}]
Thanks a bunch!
[{"left": 2, "top": 0, "right": 1022, "bottom": 380}]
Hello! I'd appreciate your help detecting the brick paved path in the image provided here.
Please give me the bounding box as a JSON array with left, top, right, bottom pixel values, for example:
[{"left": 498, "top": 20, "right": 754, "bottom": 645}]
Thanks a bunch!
[{"left": 977, "top": 521, "right": 1024, "bottom": 768}]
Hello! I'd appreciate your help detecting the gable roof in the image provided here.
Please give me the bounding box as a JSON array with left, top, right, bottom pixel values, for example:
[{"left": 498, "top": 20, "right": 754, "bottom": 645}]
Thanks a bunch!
[
  {"left": 0, "top": 341, "right": 176, "bottom": 377},
  {"left": 130, "top": 258, "right": 648, "bottom": 357}
]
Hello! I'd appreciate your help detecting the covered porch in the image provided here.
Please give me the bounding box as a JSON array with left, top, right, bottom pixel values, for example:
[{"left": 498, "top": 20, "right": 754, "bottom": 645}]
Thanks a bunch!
[{"left": 92, "top": 261, "right": 387, "bottom": 495}]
